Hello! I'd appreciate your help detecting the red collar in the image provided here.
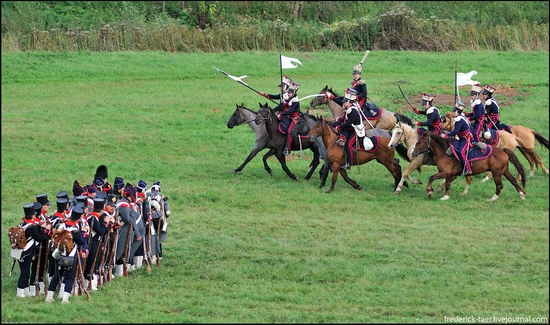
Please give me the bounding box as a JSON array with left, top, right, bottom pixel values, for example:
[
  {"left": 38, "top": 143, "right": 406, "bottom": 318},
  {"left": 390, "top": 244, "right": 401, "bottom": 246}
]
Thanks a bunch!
[
  {"left": 24, "top": 219, "right": 36, "bottom": 225},
  {"left": 65, "top": 220, "right": 77, "bottom": 227}
]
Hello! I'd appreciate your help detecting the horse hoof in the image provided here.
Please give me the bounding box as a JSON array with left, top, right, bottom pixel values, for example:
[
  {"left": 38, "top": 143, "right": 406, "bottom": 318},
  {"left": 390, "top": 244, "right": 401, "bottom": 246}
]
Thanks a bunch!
[
  {"left": 490, "top": 194, "right": 499, "bottom": 201},
  {"left": 427, "top": 193, "right": 433, "bottom": 199},
  {"left": 394, "top": 189, "right": 401, "bottom": 194},
  {"left": 440, "top": 195, "right": 450, "bottom": 201},
  {"left": 231, "top": 170, "right": 237, "bottom": 175}
]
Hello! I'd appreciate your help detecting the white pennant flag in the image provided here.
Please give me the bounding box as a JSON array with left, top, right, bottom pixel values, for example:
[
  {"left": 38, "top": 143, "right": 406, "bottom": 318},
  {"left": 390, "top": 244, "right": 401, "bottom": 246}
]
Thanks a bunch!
[
  {"left": 281, "top": 55, "right": 303, "bottom": 69},
  {"left": 457, "top": 70, "right": 479, "bottom": 86}
]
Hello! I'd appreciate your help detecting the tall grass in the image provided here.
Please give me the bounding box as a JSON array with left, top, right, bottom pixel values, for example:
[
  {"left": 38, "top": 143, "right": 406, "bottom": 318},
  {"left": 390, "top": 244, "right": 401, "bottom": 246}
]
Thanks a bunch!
[{"left": 1, "top": 51, "right": 548, "bottom": 323}]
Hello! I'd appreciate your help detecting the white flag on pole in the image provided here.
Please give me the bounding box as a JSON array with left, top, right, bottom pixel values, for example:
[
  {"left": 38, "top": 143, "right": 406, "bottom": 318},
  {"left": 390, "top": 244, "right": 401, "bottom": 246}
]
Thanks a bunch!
[
  {"left": 281, "top": 55, "right": 303, "bottom": 69},
  {"left": 456, "top": 70, "right": 479, "bottom": 86}
]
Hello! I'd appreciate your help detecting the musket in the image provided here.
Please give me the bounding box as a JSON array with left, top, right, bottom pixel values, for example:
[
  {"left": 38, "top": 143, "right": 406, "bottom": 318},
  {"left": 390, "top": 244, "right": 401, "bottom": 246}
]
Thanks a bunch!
[
  {"left": 454, "top": 60, "right": 458, "bottom": 105},
  {"left": 398, "top": 84, "right": 417, "bottom": 112},
  {"left": 97, "top": 230, "right": 109, "bottom": 287},
  {"left": 76, "top": 251, "right": 92, "bottom": 301},
  {"left": 142, "top": 200, "right": 152, "bottom": 272},
  {"left": 87, "top": 232, "right": 101, "bottom": 291},
  {"left": 157, "top": 200, "right": 165, "bottom": 267},
  {"left": 108, "top": 226, "right": 118, "bottom": 282},
  {"left": 35, "top": 242, "right": 43, "bottom": 296},
  {"left": 122, "top": 223, "right": 132, "bottom": 277}
]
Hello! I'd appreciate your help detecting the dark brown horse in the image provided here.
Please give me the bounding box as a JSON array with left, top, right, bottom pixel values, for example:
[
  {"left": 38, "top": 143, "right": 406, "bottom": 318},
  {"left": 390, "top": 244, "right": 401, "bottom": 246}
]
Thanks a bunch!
[
  {"left": 254, "top": 102, "right": 323, "bottom": 181},
  {"left": 306, "top": 116, "right": 406, "bottom": 193},
  {"left": 412, "top": 131, "right": 527, "bottom": 201}
]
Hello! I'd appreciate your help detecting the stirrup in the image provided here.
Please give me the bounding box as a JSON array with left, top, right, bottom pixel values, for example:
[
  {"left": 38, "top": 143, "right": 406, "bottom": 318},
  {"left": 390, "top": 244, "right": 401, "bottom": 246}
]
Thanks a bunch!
[
  {"left": 283, "top": 148, "right": 290, "bottom": 155},
  {"left": 336, "top": 139, "right": 345, "bottom": 147}
]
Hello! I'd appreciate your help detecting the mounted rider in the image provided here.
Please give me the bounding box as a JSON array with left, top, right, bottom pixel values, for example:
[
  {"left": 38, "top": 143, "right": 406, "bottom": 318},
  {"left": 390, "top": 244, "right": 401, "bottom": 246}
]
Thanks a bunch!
[
  {"left": 274, "top": 81, "right": 301, "bottom": 155},
  {"left": 482, "top": 84, "right": 512, "bottom": 135},
  {"left": 332, "top": 88, "right": 364, "bottom": 170},
  {"left": 414, "top": 93, "right": 442, "bottom": 135},
  {"left": 441, "top": 101, "right": 472, "bottom": 175},
  {"left": 464, "top": 83, "right": 485, "bottom": 143}
]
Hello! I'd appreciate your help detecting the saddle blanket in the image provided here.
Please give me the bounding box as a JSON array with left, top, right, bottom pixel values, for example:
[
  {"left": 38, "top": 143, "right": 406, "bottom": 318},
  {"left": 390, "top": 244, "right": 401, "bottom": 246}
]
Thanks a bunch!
[
  {"left": 362, "top": 105, "right": 382, "bottom": 120},
  {"left": 483, "top": 128, "right": 500, "bottom": 146},
  {"left": 450, "top": 144, "right": 494, "bottom": 161}
]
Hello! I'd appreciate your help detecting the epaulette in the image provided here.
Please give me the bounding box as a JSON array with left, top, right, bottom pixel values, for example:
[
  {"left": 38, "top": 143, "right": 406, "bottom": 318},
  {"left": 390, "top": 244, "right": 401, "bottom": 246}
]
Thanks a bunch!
[
  {"left": 116, "top": 201, "right": 129, "bottom": 208},
  {"left": 289, "top": 97, "right": 300, "bottom": 105},
  {"left": 473, "top": 98, "right": 482, "bottom": 105},
  {"left": 356, "top": 79, "right": 366, "bottom": 85},
  {"left": 426, "top": 106, "right": 438, "bottom": 115}
]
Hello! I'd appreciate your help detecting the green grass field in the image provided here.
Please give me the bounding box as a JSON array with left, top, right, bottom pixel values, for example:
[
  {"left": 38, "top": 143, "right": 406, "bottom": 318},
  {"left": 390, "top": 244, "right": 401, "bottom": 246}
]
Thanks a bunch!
[{"left": 2, "top": 51, "right": 548, "bottom": 323}]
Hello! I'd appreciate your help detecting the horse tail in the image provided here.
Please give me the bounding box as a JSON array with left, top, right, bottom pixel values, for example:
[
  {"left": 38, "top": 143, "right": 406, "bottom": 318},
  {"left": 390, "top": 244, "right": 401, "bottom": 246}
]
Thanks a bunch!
[
  {"left": 503, "top": 148, "right": 526, "bottom": 189},
  {"left": 394, "top": 143, "right": 410, "bottom": 162},
  {"left": 395, "top": 113, "right": 413, "bottom": 127},
  {"left": 532, "top": 130, "right": 550, "bottom": 149},
  {"left": 516, "top": 145, "right": 542, "bottom": 170}
]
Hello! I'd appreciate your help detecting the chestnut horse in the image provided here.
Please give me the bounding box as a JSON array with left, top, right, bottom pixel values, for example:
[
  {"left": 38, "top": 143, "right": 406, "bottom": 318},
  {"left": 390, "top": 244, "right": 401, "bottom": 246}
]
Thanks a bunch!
[
  {"left": 309, "top": 85, "right": 413, "bottom": 132},
  {"left": 440, "top": 111, "right": 547, "bottom": 180},
  {"left": 412, "top": 131, "right": 526, "bottom": 201},
  {"left": 306, "top": 116, "right": 406, "bottom": 193}
]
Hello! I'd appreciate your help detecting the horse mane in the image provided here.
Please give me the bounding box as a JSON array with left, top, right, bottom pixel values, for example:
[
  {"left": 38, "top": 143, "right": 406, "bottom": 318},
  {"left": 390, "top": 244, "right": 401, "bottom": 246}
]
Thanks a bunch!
[
  {"left": 428, "top": 132, "right": 450, "bottom": 150},
  {"left": 395, "top": 113, "right": 413, "bottom": 126},
  {"left": 327, "top": 87, "right": 341, "bottom": 98}
]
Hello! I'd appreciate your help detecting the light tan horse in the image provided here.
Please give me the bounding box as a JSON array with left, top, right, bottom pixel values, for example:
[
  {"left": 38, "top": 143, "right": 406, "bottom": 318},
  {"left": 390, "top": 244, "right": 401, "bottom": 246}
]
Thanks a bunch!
[
  {"left": 441, "top": 111, "right": 546, "bottom": 181},
  {"left": 309, "top": 85, "right": 413, "bottom": 132}
]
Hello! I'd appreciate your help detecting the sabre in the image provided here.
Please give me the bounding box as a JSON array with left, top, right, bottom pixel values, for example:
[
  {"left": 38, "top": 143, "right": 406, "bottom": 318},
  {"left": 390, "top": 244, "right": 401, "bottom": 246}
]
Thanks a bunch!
[
  {"left": 213, "top": 66, "right": 277, "bottom": 104},
  {"left": 398, "top": 84, "right": 417, "bottom": 112},
  {"left": 298, "top": 93, "right": 327, "bottom": 102}
]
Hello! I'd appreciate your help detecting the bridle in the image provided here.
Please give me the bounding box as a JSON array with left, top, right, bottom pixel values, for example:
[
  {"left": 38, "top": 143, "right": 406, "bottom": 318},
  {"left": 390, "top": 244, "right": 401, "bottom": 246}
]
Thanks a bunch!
[{"left": 414, "top": 133, "right": 431, "bottom": 156}]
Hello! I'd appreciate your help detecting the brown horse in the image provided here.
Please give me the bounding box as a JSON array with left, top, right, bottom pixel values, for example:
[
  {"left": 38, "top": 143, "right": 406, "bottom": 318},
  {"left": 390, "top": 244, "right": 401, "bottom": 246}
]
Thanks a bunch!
[
  {"left": 309, "top": 85, "right": 413, "bottom": 132},
  {"left": 306, "top": 116, "right": 406, "bottom": 193},
  {"left": 412, "top": 131, "right": 526, "bottom": 201},
  {"left": 441, "top": 111, "right": 547, "bottom": 179}
]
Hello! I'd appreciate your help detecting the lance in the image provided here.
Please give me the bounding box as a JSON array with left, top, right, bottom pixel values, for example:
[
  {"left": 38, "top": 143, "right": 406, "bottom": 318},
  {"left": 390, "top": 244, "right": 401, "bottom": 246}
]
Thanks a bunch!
[
  {"left": 213, "top": 66, "right": 277, "bottom": 104},
  {"left": 398, "top": 84, "right": 417, "bottom": 112},
  {"left": 455, "top": 60, "right": 458, "bottom": 105}
]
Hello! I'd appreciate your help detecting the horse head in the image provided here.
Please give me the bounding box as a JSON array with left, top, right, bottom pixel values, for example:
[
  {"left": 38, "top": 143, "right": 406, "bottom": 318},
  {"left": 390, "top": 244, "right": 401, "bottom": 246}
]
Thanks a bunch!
[
  {"left": 227, "top": 103, "right": 247, "bottom": 129},
  {"left": 412, "top": 131, "right": 431, "bottom": 158},
  {"left": 389, "top": 122, "right": 405, "bottom": 150},
  {"left": 309, "top": 85, "right": 329, "bottom": 108},
  {"left": 254, "top": 102, "right": 271, "bottom": 125}
]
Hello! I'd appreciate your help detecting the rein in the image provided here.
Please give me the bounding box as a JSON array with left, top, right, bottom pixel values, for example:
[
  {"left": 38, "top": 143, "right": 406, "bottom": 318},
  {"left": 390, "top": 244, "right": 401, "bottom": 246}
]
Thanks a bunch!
[{"left": 415, "top": 133, "right": 431, "bottom": 156}]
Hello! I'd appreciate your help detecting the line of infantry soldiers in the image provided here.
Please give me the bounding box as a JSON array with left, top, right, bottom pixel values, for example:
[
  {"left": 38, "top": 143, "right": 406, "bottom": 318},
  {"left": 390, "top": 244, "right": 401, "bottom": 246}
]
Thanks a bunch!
[{"left": 13, "top": 165, "right": 171, "bottom": 303}]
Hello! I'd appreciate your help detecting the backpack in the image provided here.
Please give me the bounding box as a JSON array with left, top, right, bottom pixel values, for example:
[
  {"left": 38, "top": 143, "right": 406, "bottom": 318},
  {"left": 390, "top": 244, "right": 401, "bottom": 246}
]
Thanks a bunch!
[
  {"left": 51, "top": 228, "right": 74, "bottom": 254},
  {"left": 8, "top": 227, "right": 26, "bottom": 250}
]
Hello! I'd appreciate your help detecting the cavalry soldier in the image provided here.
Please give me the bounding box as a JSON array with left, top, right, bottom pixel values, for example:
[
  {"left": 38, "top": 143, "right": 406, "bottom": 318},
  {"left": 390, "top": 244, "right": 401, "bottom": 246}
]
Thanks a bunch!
[
  {"left": 350, "top": 64, "right": 370, "bottom": 112},
  {"left": 274, "top": 81, "right": 301, "bottom": 155},
  {"left": 45, "top": 206, "right": 88, "bottom": 304},
  {"left": 332, "top": 88, "right": 364, "bottom": 170},
  {"left": 482, "top": 84, "right": 512, "bottom": 134},
  {"left": 16, "top": 203, "right": 52, "bottom": 298},
  {"left": 464, "top": 83, "right": 485, "bottom": 143},
  {"left": 257, "top": 75, "right": 292, "bottom": 104},
  {"left": 114, "top": 184, "right": 143, "bottom": 277},
  {"left": 441, "top": 101, "right": 473, "bottom": 175},
  {"left": 414, "top": 93, "right": 442, "bottom": 135}
]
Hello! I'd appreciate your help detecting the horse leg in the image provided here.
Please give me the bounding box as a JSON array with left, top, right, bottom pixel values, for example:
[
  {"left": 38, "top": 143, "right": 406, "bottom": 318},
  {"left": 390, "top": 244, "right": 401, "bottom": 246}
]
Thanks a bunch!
[
  {"left": 326, "top": 162, "right": 341, "bottom": 193},
  {"left": 481, "top": 171, "right": 493, "bottom": 183},
  {"left": 275, "top": 150, "right": 298, "bottom": 181},
  {"left": 339, "top": 168, "right": 362, "bottom": 191},
  {"left": 232, "top": 143, "right": 268, "bottom": 174},
  {"left": 460, "top": 175, "right": 474, "bottom": 195},
  {"left": 502, "top": 169, "right": 527, "bottom": 200},
  {"left": 318, "top": 161, "right": 330, "bottom": 188},
  {"left": 517, "top": 146, "right": 536, "bottom": 176},
  {"left": 261, "top": 149, "right": 276, "bottom": 176},
  {"left": 490, "top": 173, "right": 505, "bottom": 201},
  {"left": 426, "top": 171, "right": 447, "bottom": 199},
  {"left": 304, "top": 148, "right": 320, "bottom": 181},
  {"left": 395, "top": 157, "right": 423, "bottom": 194}
]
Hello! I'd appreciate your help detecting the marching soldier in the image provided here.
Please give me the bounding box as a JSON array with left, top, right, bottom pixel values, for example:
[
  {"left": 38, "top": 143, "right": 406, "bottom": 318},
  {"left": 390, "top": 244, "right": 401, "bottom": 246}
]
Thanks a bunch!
[
  {"left": 16, "top": 203, "right": 52, "bottom": 298},
  {"left": 83, "top": 197, "right": 110, "bottom": 291},
  {"left": 45, "top": 206, "right": 88, "bottom": 304},
  {"left": 114, "top": 184, "right": 143, "bottom": 277}
]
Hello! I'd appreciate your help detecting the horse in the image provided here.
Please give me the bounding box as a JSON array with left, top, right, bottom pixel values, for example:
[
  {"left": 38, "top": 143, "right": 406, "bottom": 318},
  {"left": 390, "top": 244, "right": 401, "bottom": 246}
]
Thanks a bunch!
[
  {"left": 305, "top": 116, "right": 407, "bottom": 193},
  {"left": 254, "top": 102, "right": 324, "bottom": 181},
  {"left": 440, "top": 111, "right": 547, "bottom": 180},
  {"left": 226, "top": 103, "right": 272, "bottom": 175},
  {"left": 412, "top": 131, "right": 526, "bottom": 201},
  {"left": 309, "top": 85, "right": 413, "bottom": 132}
]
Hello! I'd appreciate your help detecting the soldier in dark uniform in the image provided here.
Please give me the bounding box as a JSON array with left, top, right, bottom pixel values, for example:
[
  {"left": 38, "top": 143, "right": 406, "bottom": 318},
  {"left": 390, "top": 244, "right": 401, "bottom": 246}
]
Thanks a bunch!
[
  {"left": 34, "top": 194, "right": 52, "bottom": 295},
  {"left": 273, "top": 81, "right": 301, "bottom": 155},
  {"left": 132, "top": 180, "right": 149, "bottom": 270},
  {"left": 83, "top": 197, "right": 110, "bottom": 291},
  {"left": 113, "top": 176, "right": 125, "bottom": 200},
  {"left": 482, "top": 84, "right": 512, "bottom": 134},
  {"left": 464, "top": 83, "right": 485, "bottom": 143},
  {"left": 45, "top": 206, "right": 88, "bottom": 304},
  {"left": 332, "top": 88, "right": 364, "bottom": 170},
  {"left": 414, "top": 93, "right": 442, "bottom": 135},
  {"left": 16, "top": 203, "right": 52, "bottom": 298},
  {"left": 257, "top": 75, "right": 292, "bottom": 108},
  {"left": 114, "top": 184, "right": 143, "bottom": 277},
  {"left": 100, "top": 194, "right": 118, "bottom": 281},
  {"left": 442, "top": 101, "right": 473, "bottom": 175},
  {"left": 47, "top": 198, "right": 68, "bottom": 291}
]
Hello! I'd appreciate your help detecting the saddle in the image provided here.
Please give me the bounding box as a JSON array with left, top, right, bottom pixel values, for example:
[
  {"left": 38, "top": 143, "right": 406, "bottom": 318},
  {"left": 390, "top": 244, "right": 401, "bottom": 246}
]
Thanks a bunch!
[
  {"left": 481, "top": 128, "right": 499, "bottom": 146},
  {"left": 362, "top": 104, "right": 382, "bottom": 120}
]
